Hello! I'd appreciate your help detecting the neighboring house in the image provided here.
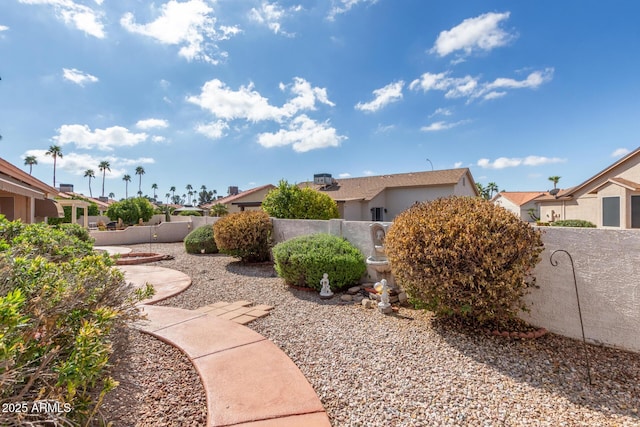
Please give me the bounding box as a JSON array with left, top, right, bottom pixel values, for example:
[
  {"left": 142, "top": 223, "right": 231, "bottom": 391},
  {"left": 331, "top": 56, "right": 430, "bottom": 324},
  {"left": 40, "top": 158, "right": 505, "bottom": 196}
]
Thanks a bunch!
[
  {"left": 202, "top": 184, "right": 276, "bottom": 215},
  {"left": 0, "top": 157, "right": 63, "bottom": 223},
  {"left": 536, "top": 146, "right": 640, "bottom": 228},
  {"left": 299, "top": 169, "right": 478, "bottom": 221},
  {"left": 492, "top": 192, "right": 545, "bottom": 223}
]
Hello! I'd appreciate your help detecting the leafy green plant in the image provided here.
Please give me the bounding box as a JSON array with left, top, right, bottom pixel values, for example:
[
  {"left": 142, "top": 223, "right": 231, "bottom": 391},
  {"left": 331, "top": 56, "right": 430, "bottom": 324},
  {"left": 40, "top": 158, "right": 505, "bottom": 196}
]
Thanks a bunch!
[
  {"left": 184, "top": 225, "right": 218, "bottom": 254},
  {"left": 272, "top": 233, "right": 366, "bottom": 290},
  {"left": 385, "top": 196, "right": 544, "bottom": 326},
  {"left": 179, "top": 210, "right": 202, "bottom": 216},
  {"left": 550, "top": 219, "right": 596, "bottom": 227},
  {"left": 105, "top": 197, "right": 154, "bottom": 225},
  {"left": 213, "top": 211, "right": 272, "bottom": 262},
  {"left": 262, "top": 180, "right": 339, "bottom": 220},
  {"left": 0, "top": 216, "right": 152, "bottom": 426}
]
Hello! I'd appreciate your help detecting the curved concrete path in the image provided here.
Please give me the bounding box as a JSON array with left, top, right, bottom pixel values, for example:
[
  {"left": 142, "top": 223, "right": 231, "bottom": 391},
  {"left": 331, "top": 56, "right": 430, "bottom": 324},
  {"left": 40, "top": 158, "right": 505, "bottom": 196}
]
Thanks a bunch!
[{"left": 118, "top": 265, "right": 331, "bottom": 427}]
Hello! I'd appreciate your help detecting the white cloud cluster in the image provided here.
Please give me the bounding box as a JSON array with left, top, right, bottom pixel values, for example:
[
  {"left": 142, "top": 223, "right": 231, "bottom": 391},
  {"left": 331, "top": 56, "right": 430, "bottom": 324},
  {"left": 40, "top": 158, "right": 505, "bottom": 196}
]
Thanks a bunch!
[
  {"left": 188, "top": 77, "right": 344, "bottom": 152},
  {"left": 328, "top": 0, "right": 378, "bottom": 20},
  {"left": 355, "top": 81, "right": 404, "bottom": 112},
  {"left": 611, "top": 148, "right": 630, "bottom": 158},
  {"left": 136, "top": 118, "right": 169, "bottom": 129},
  {"left": 477, "top": 155, "right": 565, "bottom": 169},
  {"left": 121, "top": 0, "right": 240, "bottom": 64},
  {"left": 409, "top": 68, "right": 554, "bottom": 102},
  {"left": 19, "top": 0, "right": 105, "bottom": 38},
  {"left": 62, "top": 68, "right": 98, "bottom": 86},
  {"left": 249, "top": 2, "right": 301, "bottom": 36},
  {"left": 53, "top": 124, "right": 148, "bottom": 151},
  {"left": 0, "top": 25, "right": 9, "bottom": 32},
  {"left": 420, "top": 120, "right": 469, "bottom": 132},
  {"left": 431, "top": 12, "right": 515, "bottom": 58}
]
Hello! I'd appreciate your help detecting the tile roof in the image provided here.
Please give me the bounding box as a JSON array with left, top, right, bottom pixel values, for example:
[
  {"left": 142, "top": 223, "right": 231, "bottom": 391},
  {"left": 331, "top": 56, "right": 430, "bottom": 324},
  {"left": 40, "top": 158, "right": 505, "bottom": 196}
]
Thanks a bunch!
[
  {"left": 496, "top": 191, "right": 546, "bottom": 206},
  {"left": 0, "top": 157, "right": 58, "bottom": 197},
  {"left": 299, "top": 168, "right": 475, "bottom": 202},
  {"left": 202, "top": 184, "right": 275, "bottom": 209}
]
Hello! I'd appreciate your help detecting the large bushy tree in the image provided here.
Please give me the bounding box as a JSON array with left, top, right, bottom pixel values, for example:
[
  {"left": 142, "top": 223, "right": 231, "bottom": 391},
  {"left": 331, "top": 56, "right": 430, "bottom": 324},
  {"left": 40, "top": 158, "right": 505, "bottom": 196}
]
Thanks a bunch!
[
  {"left": 262, "top": 180, "right": 339, "bottom": 220},
  {"left": 105, "top": 197, "right": 154, "bottom": 224}
]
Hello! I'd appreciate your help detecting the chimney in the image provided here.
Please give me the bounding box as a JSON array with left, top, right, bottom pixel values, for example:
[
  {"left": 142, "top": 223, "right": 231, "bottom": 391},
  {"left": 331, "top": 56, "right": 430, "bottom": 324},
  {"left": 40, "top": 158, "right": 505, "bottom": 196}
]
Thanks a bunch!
[{"left": 228, "top": 186, "right": 239, "bottom": 196}]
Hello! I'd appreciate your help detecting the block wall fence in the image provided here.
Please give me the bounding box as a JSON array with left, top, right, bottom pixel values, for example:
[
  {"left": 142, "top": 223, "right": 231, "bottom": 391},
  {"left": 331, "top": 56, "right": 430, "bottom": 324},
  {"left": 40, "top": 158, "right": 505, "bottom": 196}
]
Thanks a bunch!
[{"left": 90, "top": 218, "right": 640, "bottom": 353}]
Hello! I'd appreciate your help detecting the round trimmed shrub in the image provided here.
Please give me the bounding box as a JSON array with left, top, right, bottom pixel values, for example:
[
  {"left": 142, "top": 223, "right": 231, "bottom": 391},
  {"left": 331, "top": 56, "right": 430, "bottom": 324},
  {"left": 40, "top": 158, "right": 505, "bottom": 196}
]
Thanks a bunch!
[
  {"left": 385, "top": 196, "right": 544, "bottom": 325},
  {"left": 184, "top": 225, "right": 218, "bottom": 254},
  {"left": 272, "top": 233, "right": 366, "bottom": 291},
  {"left": 213, "top": 211, "right": 272, "bottom": 262}
]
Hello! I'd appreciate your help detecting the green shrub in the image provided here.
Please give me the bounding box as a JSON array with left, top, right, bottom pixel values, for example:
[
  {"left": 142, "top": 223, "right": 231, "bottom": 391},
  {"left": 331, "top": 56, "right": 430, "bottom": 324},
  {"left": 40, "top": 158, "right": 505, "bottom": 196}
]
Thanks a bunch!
[
  {"left": 179, "top": 210, "right": 202, "bottom": 216},
  {"left": 262, "top": 180, "right": 339, "bottom": 220},
  {"left": 0, "top": 216, "right": 153, "bottom": 426},
  {"left": 184, "top": 225, "right": 218, "bottom": 254},
  {"left": 550, "top": 219, "right": 596, "bottom": 227},
  {"left": 272, "top": 233, "right": 366, "bottom": 291},
  {"left": 385, "top": 196, "right": 544, "bottom": 326},
  {"left": 213, "top": 211, "right": 272, "bottom": 262},
  {"left": 56, "top": 222, "right": 94, "bottom": 243},
  {"left": 105, "top": 197, "right": 154, "bottom": 225}
]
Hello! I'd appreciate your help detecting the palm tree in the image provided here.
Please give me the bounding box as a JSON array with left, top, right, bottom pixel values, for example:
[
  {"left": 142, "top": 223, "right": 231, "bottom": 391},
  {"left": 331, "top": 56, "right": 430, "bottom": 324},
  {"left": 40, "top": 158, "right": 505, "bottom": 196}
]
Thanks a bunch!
[
  {"left": 24, "top": 155, "right": 38, "bottom": 175},
  {"left": 135, "top": 166, "right": 145, "bottom": 193},
  {"left": 170, "top": 186, "right": 176, "bottom": 199},
  {"left": 165, "top": 193, "right": 171, "bottom": 204},
  {"left": 151, "top": 183, "right": 158, "bottom": 199},
  {"left": 137, "top": 190, "right": 143, "bottom": 197},
  {"left": 98, "top": 161, "right": 111, "bottom": 198},
  {"left": 122, "top": 174, "right": 132, "bottom": 198},
  {"left": 186, "top": 184, "right": 193, "bottom": 204},
  {"left": 84, "top": 169, "right": 95, "bottom": 197},
  {"left": 108, "top": 192, "right": 115, "bottom": 199},
  {"left": 487, "top": 182, "right": 499, "bottom": 198},
  {"left": 45, "top": 145, "right": 63, "bottom": 187},
  {"left": 548, "top": 176, "right": 561, "bottom": 189}
]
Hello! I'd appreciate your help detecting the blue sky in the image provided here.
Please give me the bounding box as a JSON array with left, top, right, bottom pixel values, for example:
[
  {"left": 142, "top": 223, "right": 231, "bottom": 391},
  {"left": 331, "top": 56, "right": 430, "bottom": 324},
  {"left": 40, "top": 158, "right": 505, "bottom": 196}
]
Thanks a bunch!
[{"left": 1, "top": 0, "right": 639, "bottom": 201}]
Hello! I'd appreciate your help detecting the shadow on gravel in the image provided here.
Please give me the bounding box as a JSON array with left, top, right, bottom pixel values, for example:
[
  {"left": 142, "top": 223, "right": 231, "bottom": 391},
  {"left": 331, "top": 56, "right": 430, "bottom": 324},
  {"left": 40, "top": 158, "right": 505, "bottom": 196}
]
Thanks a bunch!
[
  {"left": 431, "top": 317, "right": 640, "bottom": 421},
  {"left": 224, "top": 260, "right": 279, "bottom": 278}
]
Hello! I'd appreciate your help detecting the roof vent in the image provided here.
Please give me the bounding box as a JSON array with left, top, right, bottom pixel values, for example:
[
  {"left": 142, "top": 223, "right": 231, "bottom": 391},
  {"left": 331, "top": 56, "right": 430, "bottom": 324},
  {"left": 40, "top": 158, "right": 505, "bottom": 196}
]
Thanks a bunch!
[
  {"left": 228, "top": 186, "right": 239, "bottom": 196},
  {"left": 59, "top": 183, "right": 74, "bottom": 193}
]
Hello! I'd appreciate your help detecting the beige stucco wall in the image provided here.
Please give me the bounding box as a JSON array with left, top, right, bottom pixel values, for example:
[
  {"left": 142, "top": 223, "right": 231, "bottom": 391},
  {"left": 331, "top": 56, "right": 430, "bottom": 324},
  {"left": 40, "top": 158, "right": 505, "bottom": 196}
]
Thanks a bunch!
[
  {"left": 0, "top": 193, "right": 32, "bottom": 223},
  {"left": 383, "top": 186, "right": 453, "bottom": 220},
  {"left": 225, "top": 187, "right": 273, "bottom": 214},
  {"left": 522, "top": 227, "right": 640, "bottom": 353},
  {"left": 452, "top": 176, "right": 477, "bottom": 197}
]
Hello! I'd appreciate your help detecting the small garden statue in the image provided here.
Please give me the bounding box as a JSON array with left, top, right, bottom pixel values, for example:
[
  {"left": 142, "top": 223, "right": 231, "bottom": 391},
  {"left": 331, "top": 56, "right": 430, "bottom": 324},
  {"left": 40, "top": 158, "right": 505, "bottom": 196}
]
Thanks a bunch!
[
  {"left": 378, "top": 279, "right": 392, "bottom": 313},
  {"left": 319, "top": 273, "right": 333, "bottom": 299}
]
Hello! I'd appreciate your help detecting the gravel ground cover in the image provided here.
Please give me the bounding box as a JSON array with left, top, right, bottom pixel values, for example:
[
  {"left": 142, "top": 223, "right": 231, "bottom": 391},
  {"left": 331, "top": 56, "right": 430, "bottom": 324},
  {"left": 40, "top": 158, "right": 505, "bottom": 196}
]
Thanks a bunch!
[{"left": 107, "top": 242, "right": 639, "bottom": 426}]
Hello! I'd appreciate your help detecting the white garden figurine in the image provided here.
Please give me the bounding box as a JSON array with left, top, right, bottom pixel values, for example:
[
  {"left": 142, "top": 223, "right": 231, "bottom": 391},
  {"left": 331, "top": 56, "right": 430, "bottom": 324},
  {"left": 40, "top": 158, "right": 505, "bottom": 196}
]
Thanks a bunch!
[
  {"left": 378, "top": 279, "right": 391, "bottom": 312},
  {"left": 319, "top": 273, "right": 333, "bottom": 299}
]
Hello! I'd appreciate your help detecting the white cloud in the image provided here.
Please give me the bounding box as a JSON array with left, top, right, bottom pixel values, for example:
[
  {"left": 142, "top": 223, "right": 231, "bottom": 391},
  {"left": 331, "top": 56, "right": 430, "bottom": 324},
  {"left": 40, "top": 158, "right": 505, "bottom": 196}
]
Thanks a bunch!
[
  {"left": 136, "top": 118, "right": 169, "bottom": 129},
  {"left": 257, "top": 115, "right": 346, "bottom": 152},
  {"left": 611, "top": 148, "right": 630, "bottom": 158},
  {"left": 53, "top": 124, "right": 148, "bottom": 151},
  {"left": 363, "top": 170, "right": 374, "bottom": 176},
  {"left": 431, "top": 11, "right": 515, "bottom": 57},
  {"left": 151, "top": 136, "right": 167, "bottom": 143},
  {"left": 328, "top": 0, "right": 377, "bottom": 20},
  {"left": 195, "top": 120, "right": 229, "bottom": 139},
  {"left": 355, "top": 81, "right": 404, "bottom": 112},
  {"left": 120, "top": 0, "right": 237, "bottom": 64},
  {"left": 62, "top": 68, "right": 98, "bottom": 86},
  {"left": 410, "top": 68, "right": 553, "bottom": 102},
  {"left": 477, "top": 155, "right": 565, "bottom": 169},
  {"left": 430, "top": 107, "right": 453, "bottom": 117},
  {"left": 188, "top": 77, "right": 334, "bottom": 123},
  {"left": 0, "top": 25, "right": 9, "bottom": 32},
  {"left": 338, "top": 172, "right": 351, "bottom": 178},
  {"left": 23, "top": 150, "right": 153, "bottom": 178},
  {"left": 19, "top": 0, "right": 105, "bottom": 38},
  {"left": 420, "top": 120, "right": 468, "bottom": 132},
  {"left": 375, "top": 124, "right": 395, "bottom": 133},
  {"left": 454, "top": 161, "right": 463, "bottom": 168},
  {"left": 249, "top": 2, "right": 300, "bottom": 36}
]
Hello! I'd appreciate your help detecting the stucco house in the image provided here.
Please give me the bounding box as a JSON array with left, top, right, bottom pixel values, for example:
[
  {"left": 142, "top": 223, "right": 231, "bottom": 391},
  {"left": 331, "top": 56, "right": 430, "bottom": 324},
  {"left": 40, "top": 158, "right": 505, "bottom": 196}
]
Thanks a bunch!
[
  {"left": 299, "top": 168, "right": 478, "bottom": 221},
  {"left": 536, "top": 147, "right": 640, "bottom": 228},
  {"left": 203, "top": 184, "right": 276, "bottom": 215},
  {"left": 0, "top": 157, "right": 63, "bottom": 223},
  {"left": 492, "top": 191, "right": 545, "bottom": 223}
]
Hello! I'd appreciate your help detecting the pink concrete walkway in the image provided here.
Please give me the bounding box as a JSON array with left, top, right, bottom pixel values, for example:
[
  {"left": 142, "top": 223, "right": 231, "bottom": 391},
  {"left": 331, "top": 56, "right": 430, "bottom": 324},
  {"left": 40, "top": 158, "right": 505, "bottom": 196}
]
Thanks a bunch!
[{"left": 119, "top": 265, "right": 331, "bottom": 427}]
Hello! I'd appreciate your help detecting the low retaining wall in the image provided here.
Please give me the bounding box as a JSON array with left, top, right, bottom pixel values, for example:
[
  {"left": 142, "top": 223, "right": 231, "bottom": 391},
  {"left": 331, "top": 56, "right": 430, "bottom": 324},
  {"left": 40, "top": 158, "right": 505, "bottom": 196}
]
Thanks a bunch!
[{"left": 90, "top": 217, "right": 219, "bottom": 245}]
